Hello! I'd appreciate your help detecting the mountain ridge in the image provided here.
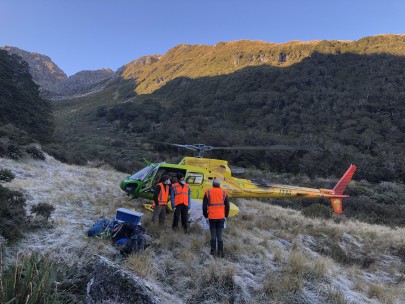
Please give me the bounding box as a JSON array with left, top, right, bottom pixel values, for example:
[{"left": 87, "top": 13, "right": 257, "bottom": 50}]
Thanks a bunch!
[
  {"left": 118, "top": 34, "right": 405, "bottom": 94},
  {"left": 1, "top": 46, "right": 114, "bottom": 100},
  {"left": 5, "top": 34, "right": 405, "bottom": 99}
]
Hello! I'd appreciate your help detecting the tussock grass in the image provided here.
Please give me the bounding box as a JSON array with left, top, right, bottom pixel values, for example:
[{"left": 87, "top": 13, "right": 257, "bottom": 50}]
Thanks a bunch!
[
  {"left": 3, "top": 156, "right": 405, "bottom": 303},
  {"left": 124, "top": 248, "right": 156, "bottom": 279},
  {"left": 327, "top": 288, "right": 348, "bottom": 304},
  {"left": 0, "top": 252, "right": 80, "bottom": 303},
  {"left": 271, "top": 245, "right": 284, "bottom": 264},
  {"left": 188, "top": 261, "right": 236, "bottom": 303},
  {"left": 189, "top": 236, "right": 205, "bottom": 253}
]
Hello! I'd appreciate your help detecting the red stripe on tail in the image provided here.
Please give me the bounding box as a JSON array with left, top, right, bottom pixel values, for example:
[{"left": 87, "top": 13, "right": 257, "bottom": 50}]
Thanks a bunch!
[{"left": 333, "top": 165, "right": 357, "bottom": 195}]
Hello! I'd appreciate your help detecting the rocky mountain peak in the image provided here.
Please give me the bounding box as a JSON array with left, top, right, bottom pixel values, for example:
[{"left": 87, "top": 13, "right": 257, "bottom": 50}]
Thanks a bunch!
[
  {"left": 2, "top": 46, "right": 68, "bottom": 89},
  {"left": 1, "top": 46, "right": 114, "bottom": 100}
]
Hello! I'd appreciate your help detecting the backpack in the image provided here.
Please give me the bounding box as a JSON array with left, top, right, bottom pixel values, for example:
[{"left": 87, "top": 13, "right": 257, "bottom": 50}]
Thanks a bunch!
[
  {"left": 87, "top": 219, "right": 111, "bottom": 237},
  {"left": 119, "top": 223, "right": 146, "bottom": 255}
]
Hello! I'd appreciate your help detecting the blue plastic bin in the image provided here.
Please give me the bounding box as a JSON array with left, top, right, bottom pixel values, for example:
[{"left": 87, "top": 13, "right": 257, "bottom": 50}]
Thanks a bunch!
[{"left": 115, "top": 208, "right": 143, "bottom": 224}]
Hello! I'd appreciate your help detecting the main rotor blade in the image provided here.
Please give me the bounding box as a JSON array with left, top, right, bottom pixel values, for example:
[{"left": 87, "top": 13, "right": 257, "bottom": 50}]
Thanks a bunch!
[
  {"left": 211, "top": 145, "right": 312, "bottom": 151},
  {"left": 150, "top": 141, "right": 199, "bottom": 151},
  {"left": 150, "top": 141, "right": 313, "bottom": 152}
]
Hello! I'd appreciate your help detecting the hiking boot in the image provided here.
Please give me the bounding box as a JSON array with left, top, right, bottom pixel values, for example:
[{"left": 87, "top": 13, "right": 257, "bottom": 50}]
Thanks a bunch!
[
  {"left": 218, "top": 241, "right": 224, "bottom": 258},
  {"left": 210, "top": 240, "right": 217, "bottom": 256}
]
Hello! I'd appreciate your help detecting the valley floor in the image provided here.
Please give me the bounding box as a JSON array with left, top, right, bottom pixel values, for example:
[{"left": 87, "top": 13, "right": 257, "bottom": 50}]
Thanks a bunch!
[{"left": 1, "top": 156, "right": 405, "bottom": 303}]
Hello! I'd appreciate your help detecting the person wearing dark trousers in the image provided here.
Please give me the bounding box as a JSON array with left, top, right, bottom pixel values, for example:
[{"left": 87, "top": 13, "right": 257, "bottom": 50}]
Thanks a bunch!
[
  {"left": 152, "top": 175, "right": 171, "bottom": 225},
  {"left": 171, "top": 172, "right": 190, "bottom": 233},
  {"left": 203, "top": 178, "right": 230, "bottom": 257}
]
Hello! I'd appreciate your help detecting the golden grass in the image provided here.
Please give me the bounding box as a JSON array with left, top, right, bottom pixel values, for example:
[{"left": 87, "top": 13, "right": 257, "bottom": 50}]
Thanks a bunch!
[
  {"left": 366, "top": 283, "right": 402, "bottom": 304},
  {"left": 124, "top": 248, "right": 156, "bottom": 279},
  {"left": 327, "top": 288, "right": 347, "bottom": 304}
]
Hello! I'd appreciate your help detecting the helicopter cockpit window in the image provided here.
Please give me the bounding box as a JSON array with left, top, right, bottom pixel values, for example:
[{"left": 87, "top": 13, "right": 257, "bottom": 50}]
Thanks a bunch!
[
  {"left": 141, "top": 166, "right": 159, "bottom": 191},
  {"left": 186, "top": 172, "right": 204, "bottom": 185},
  {"left": 130, "top": 165, "right": 155, "bottom": 181}
]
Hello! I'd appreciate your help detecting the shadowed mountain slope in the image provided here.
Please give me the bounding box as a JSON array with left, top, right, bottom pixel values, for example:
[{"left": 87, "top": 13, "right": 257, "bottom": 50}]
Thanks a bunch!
[
  {"left": 55, "top": 49, "right": 405, "bottom": 184},
  {"left": 0, "top": 49, "right": 53, "bottom": 144},
  {"left": 119, "top": 34, "right": 405, "bottom": 94}
]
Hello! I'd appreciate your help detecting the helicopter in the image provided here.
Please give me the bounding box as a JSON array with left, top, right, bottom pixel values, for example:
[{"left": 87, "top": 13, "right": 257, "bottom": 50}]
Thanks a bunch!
[{"left": 120, "top": 143, "right": 357, "bottom": 218}]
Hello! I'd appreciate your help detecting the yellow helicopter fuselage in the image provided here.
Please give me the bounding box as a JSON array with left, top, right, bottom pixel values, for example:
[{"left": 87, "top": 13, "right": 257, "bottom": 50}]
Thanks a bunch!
[{"left": 121, "top": 156, "right": 356, "bottom": 216}]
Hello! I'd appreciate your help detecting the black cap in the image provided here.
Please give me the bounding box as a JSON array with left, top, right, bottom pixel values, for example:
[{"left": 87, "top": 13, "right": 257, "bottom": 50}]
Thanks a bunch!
[{"left": 176, "top": 172, "right": 184, "bottom": 180}]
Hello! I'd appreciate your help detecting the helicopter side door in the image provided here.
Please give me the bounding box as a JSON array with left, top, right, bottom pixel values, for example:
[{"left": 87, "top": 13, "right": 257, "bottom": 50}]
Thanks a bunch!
[{"left": 186, "top": 172, "right": 205, "bottom": 199}]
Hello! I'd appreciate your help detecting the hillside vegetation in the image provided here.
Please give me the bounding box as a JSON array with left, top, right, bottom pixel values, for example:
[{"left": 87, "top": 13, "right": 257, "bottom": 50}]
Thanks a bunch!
[
  {"left": 0, "top": 49, "right": 54, "bottom": 145},
  {"left": 54, "top": 35, "right": 405, "bottom": 183},
  {"left": 120, "top": 35, "right": 405, "bottom": 95}
]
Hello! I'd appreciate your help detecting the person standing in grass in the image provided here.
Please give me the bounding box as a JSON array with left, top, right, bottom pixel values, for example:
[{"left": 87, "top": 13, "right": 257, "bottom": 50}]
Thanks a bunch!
[
  {"left": 171, "top": 172, "right": 190, "bottom": 233},
  {"left": 152, "top": 175, "right": 171, "bottom": 225},
  {"left": 203, "top": 178, "right": 230, "bottom": 257}
]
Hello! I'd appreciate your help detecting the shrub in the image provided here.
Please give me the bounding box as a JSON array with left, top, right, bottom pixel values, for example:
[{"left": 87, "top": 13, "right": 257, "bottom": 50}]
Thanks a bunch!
[
  {"left": 0, "top": 138, "right": 7, "bottom": 157},
  {"left": 344, "top": 196, "right": 405, "bottom": 227},
  {"left": 0, "top": 168, "right": 15, "bottom": 182},
  {"left": 42, "top": 143, "right": 69, "bottom": 163},
  {"left": 31, "top": 203, "right": 55, "bottom": 221},
  {"left": 0, "top": 185, "right": 28, "bottom": 242},
  {"left": 302, "top": 203, "right": 333, "bottom": 219},
  {"left": 0, "top": 124, "right": 32, "bottom": 146},
  {"left": 346, "top": 180, "right": 374, "bottom": 196},
  {"left": 7, "top": 143, "right": 23, "bottom": 159},
  {"left": 370, "top": 192, "right": 398, "bottom": 205},
  {"left": 26, "top": 144, "right": 46, "bottom": 160}
]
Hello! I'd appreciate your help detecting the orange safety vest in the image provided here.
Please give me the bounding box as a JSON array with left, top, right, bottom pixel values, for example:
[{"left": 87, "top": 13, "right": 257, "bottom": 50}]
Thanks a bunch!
[
  {"left": 172, "top": 182, "right": 190, "bottom": 206},
  {"left": 157, "top": 183, "right": 169, "bottom": 206},
  {"left": 206, "top": 187, "right": 227, "bottom": 219}
]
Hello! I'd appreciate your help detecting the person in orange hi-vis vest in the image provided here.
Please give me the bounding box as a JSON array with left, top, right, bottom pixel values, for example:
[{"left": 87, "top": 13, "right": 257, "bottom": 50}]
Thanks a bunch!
[
  {"left": 170, "top": 172, "right": 190, "bottom": 233},
  {"left": 203, "top": 179, "right": 230, "bottom": 257},
  {"left": 152, "top": 175, "right": 171, "bottom": 225}
]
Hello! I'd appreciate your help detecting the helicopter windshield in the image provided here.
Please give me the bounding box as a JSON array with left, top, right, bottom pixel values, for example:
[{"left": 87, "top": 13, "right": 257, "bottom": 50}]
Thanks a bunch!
[{"left": 130, "top": 165, "right": 155, "bottom": 181}]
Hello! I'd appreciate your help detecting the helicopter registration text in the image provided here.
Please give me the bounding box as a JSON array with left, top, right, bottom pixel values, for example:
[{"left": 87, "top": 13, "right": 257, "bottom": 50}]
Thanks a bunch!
[{"left": 279, "top": 189, "right": 292, "bottom": 196}]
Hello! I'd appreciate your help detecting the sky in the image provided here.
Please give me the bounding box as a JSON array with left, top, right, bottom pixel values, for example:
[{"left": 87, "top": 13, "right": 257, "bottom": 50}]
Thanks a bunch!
[{"left": 1, "top": 0, "right": 404, "bottom": 76}]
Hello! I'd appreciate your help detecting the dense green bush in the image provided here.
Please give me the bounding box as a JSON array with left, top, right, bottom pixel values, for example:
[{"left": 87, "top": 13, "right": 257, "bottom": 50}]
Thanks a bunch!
[
  {"left": 7, "top": 143, "right": 24, "bottom": 159},
  {"left": 26, "top": 144, "right": 46, "bottom": 160},
  {"left": 370, "top": 192, "right": 398, "bottom": 205},
  {"left": 43, "top": 143, "right": 69, "bottom": 163},
  {"left": 0, "top": 50, "right": 54, "bottom": 144},
  {"left": 0, "top": 124, "right": 33, "bottom": 146},
  {"left": 344, "top": 195, "right": 405, "bottom": 227},
  {"left": 0, "top": 168, "right": 15, "bottom": 182},
  {"left": 301, "top": 204, "right": 333, "bottom": 219},
  {"left": 0, "top": 185, "right": 28, "bottom": 242},
  {"left": 31, "top": 202, "right": 55, "bottom": 221}
]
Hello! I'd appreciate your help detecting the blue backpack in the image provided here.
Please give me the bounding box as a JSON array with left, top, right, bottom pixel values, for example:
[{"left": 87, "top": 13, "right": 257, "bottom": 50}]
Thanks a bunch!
[{"left": 87, "top": 219, "right": 111, "bottom": 237}]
